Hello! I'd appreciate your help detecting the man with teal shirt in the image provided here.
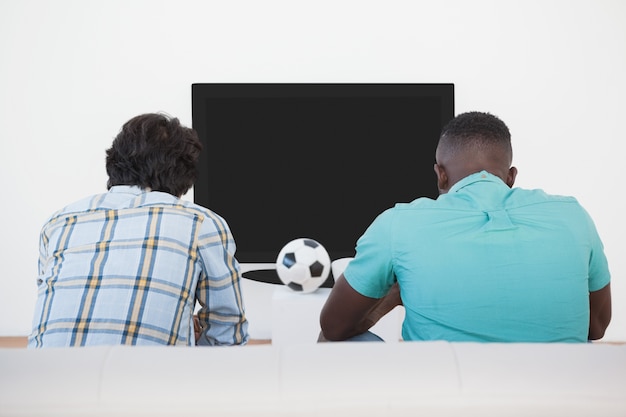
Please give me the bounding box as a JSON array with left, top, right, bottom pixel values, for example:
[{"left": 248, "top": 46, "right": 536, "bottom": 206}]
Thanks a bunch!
[{"left": 320, "top": 111, "right": 611, "bottom": 343}]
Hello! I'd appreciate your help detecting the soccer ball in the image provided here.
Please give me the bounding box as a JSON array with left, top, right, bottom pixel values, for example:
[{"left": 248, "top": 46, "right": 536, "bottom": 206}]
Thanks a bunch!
[{"left": 275, "top": 238, "right": 331, "bottom": 293}]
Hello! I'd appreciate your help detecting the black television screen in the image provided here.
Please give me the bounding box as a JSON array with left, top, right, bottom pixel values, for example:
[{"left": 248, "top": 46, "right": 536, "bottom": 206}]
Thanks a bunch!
[{"left": 192, "top": 83, "right": 454, "bottom": 286}]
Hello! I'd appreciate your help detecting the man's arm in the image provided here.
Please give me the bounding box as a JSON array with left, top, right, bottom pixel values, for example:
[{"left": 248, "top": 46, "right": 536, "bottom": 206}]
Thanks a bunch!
[
  {"left": 319, "top": 275, "right": 401, "bottom": 341},
  {"left": 588, "top": 283, "right": 611, "bottom": 340}
]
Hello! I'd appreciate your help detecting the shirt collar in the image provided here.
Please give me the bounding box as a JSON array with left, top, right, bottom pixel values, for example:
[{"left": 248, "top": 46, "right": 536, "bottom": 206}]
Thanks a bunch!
[
  {"left": 448, "top": 170, "right": 506, "bottom": 193},
  {"left": 108, "top": 185, "right": 147, "bottom": 196}
]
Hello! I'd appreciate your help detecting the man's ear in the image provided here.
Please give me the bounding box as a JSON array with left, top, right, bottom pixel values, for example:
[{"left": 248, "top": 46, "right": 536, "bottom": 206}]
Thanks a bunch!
[
  {"left": 506, "top": 166, "right": 518, "bottom": 188},
  {"left": 434, "top": 163, "right": 448, "bottom": 194}
]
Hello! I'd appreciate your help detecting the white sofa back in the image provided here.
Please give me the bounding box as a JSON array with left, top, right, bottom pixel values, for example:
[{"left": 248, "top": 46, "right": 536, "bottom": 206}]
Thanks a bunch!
[{"left": 1, "top": 341, "right": 625, "bottom": 416}]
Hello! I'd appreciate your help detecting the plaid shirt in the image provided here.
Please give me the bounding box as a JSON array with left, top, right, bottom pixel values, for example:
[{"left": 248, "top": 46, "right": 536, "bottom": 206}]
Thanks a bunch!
[{"left": 28, "top": 186, "right": 249, "bottom": 347}]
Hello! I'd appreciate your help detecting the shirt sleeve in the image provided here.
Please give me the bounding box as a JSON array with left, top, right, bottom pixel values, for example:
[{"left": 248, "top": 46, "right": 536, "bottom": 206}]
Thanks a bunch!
[
  {"left": 583, "top": 209, "right": 611, "bottom": 292},
  {"left": 195, "top": 212, "right": 249, "bottom": 346},
  {"left": 38, "top": 229, "right": 48, "bottom": 278},
  {"left": 343, "top": 208, "right": 396, "bottom": 299}
]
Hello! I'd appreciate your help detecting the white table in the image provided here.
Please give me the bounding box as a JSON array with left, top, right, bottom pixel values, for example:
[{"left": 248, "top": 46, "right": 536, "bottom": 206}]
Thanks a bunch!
[{"left": 271, "top": 285, "right": 404, "bottom": 346}]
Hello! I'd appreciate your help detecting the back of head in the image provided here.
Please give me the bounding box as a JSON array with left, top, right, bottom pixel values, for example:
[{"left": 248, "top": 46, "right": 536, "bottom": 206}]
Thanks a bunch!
[
  {"left": 105, "top": 113, "right": 202, "bottom": 198},
  {"left": 435, "top": 111, "right": 514, "bottom": 190}
]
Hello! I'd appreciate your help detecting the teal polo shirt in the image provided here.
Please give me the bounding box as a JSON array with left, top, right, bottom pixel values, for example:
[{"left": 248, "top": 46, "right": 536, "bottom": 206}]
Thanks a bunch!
[{"left": 344, "top": 171, "right": 610, "bottom": 342}]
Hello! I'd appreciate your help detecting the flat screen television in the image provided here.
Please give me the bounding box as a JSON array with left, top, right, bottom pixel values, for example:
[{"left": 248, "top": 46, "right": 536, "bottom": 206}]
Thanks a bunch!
[{"left": 192, "top": 83, "right": 454, "bottom": 286}]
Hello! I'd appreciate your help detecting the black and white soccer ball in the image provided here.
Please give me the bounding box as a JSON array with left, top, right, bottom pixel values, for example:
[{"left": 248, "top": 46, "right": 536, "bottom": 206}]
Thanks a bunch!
[{"left": 275, "top": 238, "right": 331, "bottom": 293}]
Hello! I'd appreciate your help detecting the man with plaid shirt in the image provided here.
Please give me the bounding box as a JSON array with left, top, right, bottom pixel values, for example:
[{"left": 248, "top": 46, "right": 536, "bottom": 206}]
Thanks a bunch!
[{"left": 29, "top": 113, "right": 249, "bottom": 347}]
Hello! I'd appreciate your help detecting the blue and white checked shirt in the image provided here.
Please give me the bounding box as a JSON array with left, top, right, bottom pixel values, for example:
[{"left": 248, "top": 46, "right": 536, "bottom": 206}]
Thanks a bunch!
[{"left": 28, "top": 186, "right": 249, "bottom": 347}]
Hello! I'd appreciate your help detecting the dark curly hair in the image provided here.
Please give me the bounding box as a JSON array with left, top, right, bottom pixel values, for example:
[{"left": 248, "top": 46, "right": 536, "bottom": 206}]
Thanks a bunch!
[{"left": 105, "top": 113, "right": 202, "bottom": 197}]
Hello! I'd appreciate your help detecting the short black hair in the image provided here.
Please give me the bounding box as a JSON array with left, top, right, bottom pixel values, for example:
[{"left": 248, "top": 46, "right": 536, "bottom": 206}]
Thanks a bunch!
[
  {"left": 105, "top": 113, "right": 202, "bottom": 197},
  {"left": 438, "top": 111, "right": 512, "bottom": 161}
]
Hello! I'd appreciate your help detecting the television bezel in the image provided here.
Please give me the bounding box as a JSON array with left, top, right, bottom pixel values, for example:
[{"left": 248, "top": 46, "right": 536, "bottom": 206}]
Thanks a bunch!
[{"left": 191, "top": 83, "right": 455, "bottom": 285}]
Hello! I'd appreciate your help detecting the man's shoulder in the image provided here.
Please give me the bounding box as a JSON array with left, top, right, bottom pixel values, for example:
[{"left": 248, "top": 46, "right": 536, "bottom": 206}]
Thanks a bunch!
[
  {"left": 368, "top": 197, "right": 439, "bottom": 225},
  {"left": 159, "top": 197, "right": 213, "bottom": 215},
  {"left": 509, "top": 187, "right": 581, "bottom": 206},
  {"left": 47, "top": 192, "right": 110, "bottom": 218},
  {"left": 166, "top": 199, "right": 230, "bottom": 226},
  {"left": 45, "top": 190, "right": 213, "bottom": 222},
  {"left": 393, "top": 196, "right": 439, "bottom": 210}
]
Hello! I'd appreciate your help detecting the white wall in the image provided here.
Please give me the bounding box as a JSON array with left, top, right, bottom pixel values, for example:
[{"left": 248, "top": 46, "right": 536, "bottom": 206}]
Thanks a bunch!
[{"left": 1, "top": 0, "right": 624, "bottom": 341}]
